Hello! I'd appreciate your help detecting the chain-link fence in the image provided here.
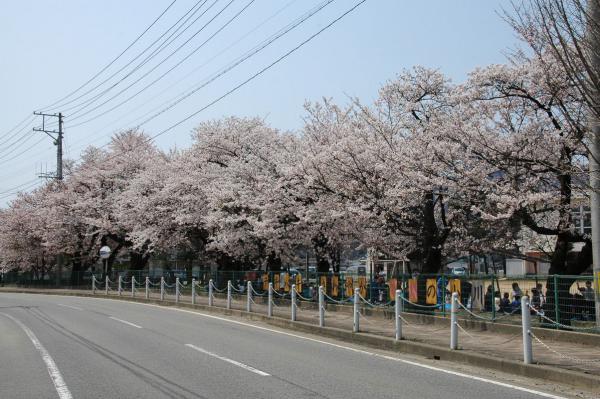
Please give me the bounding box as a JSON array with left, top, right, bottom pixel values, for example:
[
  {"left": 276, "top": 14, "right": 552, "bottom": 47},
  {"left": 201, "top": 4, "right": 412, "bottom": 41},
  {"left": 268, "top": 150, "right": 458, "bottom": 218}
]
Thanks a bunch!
[{"left": 2, "top": 268, "right": 596, "bottom": 330}]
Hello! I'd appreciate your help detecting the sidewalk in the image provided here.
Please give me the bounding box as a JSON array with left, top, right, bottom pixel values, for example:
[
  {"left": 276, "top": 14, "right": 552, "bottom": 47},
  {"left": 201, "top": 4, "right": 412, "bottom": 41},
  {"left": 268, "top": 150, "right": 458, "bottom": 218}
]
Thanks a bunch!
[{"left": 3, "top": 286, "right": 599, "bottom": 380}]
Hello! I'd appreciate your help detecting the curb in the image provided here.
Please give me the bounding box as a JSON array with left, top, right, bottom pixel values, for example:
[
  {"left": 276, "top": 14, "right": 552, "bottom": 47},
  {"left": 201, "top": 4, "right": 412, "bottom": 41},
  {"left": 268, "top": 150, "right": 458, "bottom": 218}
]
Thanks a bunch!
[
  {"left": 2, "top": 288, "right": 598, "bottom": 393},
  {"left": 214, "top": 292, "right": 600, "bottom": 347}
]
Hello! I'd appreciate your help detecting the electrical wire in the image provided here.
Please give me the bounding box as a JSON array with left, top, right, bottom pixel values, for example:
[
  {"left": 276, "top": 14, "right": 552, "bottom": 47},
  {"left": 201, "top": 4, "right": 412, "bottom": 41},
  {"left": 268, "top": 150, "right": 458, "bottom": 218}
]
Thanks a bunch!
[
  {"left": 151, "top": 0, "right": 368, "bottom": 141},
  {"left": 20, "top": 0, "right": 367, "bottom": 175},
  {"left": 133, "top": 0, "right": 335, "bottom": 129},
  {"left": 63, "top": 0, "right": 300, "bottom": 151},
  {"left": 61, "top": 0, "right": 218, "bottom": 116},
  {"left": 67, "top": 0, "right": 248, "bottom": 126},
  {"left": 40, "top": 0, "right": 179, "bottom": 112},
  {"left": 0, "top": 178, "right": 40, "bottom": 195},
  {"left": 66, "top": 0, "right": 335, "bottom": 151},
  {"left": 0, "top": 132, "right": 38, "bottom": 160},
  {"left": 0, "top": 180, "right": 42, "bottom": 200},
  {"left": 0, "top": 136, "right": 48, "bottom": 167},
  {"left": 0, "top": 115, "right": 35, "bottom": 142}
]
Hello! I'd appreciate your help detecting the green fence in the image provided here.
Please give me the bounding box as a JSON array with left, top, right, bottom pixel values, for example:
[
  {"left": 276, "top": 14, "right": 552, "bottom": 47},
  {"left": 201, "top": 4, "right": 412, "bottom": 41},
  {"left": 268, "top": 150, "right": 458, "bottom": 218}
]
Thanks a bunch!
[{"left": 2, "top": 269, "right": 595, "bottom": 329}]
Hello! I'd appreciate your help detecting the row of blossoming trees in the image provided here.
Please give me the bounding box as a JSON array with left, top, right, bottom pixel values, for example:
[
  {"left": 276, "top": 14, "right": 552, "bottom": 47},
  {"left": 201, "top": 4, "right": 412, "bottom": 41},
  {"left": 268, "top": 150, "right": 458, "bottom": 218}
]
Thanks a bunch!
[{"left": 0, "top": 52, "right": 593, "bottom": 284}]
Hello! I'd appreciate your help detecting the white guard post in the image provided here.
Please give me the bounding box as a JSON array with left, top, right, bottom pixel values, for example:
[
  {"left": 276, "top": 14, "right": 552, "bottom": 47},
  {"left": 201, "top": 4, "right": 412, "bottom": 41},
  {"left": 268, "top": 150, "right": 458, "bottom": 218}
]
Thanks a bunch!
[
  {"left": 227, "top": 280, "right": 232, "bottom": 309},
  {"left": 105, "top": 276, "right": 109, "bottom": 296},
  {"left": 395, "top": 289, "right": 402, "bottom": 341},
  {"left": 450, "top": 292, "right": 458, "bottom": 350},
  {"left": 208, "top": 279, "right": 214, "bottom": 307},
  {"left": 353, "top": 288, "right": 360, "bottom": 333},
  {"left": 191, "top": 278, "right": 196, "bottom": 305},
  {"left": 160, "top": 277, "right": 165, "bottom": 301},
  {"left": 522, "top": 296, "right": 533, "bottom": 364},
  {"left": 291, "top": 284, "right": 297, "bottom": 321},
  {"left": 247, "top": 281, "right": 252, "bottom": 312},
  {"left": 92, "top": 276, "right": 96, "bottom": 294},
  {"left": 175, "top": 277, "right": 180, "bottom": 303},
  {"left": 145, "top": 277, "right": 149, "bottom": 299},
  {"left": 131, "top": 277, "right": 135, "bottom": 297},
  {"left": 118, "top": 276, "right": 122, "bottom": 296},
  {"left": 319, "top": 285, "right": 325, "bottom": 327},
  {"left": 267, "top": 282, "right": 273, "bottom": 317}
]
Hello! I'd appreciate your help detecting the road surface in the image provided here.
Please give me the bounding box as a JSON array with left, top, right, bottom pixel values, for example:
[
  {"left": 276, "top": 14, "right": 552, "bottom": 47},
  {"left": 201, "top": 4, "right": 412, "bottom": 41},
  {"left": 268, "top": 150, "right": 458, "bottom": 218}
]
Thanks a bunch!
[{"left": 0, "top": 292, "right": 576, "bottom": 399}]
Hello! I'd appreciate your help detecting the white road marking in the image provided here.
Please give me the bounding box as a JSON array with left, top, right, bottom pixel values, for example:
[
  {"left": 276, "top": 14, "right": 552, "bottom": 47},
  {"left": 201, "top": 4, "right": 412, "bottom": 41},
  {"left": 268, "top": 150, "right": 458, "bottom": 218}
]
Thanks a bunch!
[
  {"left": 108, "top": 300, "right": 567, "bottom": 399},
  {"left": 186, "top": 344, "right": 270, "bottom": 376},
  {"left": 24, "top": 295, "right": 569, "bottom": 399},
  {"left": 108, "top": 316, "right": 142, "bottom": 329},
  {"left": 57, "top": 303, "right": 83, "bottom": 311},
  {"left": 0, "top": 312, "right": 73, "bottom": 399}
]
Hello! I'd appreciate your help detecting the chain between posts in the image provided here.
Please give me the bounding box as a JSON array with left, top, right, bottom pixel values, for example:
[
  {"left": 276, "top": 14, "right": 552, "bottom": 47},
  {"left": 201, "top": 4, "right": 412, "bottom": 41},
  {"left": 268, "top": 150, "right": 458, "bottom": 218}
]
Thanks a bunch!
[
  {"left": 529, "top": 331, "right": 600, "bottom": 365},
  {"left": 454, "top": 320, "right": 476, "bottom": 339},
  {"left": 398, "top": 295, "right": 441, "bottom": 309},
  {"left": 528, "top": 304, "right": 599, "bottom": 331}
]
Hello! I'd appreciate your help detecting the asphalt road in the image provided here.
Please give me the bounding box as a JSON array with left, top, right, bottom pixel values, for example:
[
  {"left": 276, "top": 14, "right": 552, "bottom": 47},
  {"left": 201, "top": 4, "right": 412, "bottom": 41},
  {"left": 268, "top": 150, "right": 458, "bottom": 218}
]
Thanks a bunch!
[{"left": 0, "top": 293, "right": 573, "bottom": 399}]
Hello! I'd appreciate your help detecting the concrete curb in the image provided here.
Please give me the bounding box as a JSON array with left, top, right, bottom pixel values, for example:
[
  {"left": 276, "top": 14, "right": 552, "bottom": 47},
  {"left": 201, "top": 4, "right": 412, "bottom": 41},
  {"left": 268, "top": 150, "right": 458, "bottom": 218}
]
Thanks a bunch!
[
  {"left": 2, "top": 288, "right": 598, "bottom": 393},
  {"left": 215, "top": 292, "right": 600, "bottom": 346}
]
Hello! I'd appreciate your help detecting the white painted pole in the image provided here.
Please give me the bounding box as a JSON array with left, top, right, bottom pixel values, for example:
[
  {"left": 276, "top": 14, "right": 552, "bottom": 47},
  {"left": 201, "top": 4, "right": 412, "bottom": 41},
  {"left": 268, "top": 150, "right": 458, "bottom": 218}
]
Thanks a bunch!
[
  {"left": 291, "top": 284, "right": 297, "bottom": 321},
  {"left": 105, "top": 276, "right": 109, "bottom": 296},
  {"left": 319, "top": 285, "right": 324, "bottom": 327},
  {"left": 131, "top": 277, "right": 135, "bottom": 297},
  {"left": 522, "top": 296, "right": 533, "bottom": 364},
  {"left": 267, "top": 282, "right": 273, "bottom": 317},
  {"left": 353, "top": 288, "right": 360, "bottom": 333},
  {"left": 175, "top": 277, "right": 180, "bottom": 304},
  {"left": 145, "top": 277, "right": 149, "bottom": 299},
  {"left": 92, "top": 276, "right": 96, "bottom": 294},
  {"left": 395, "top": 289, "right": 402, "bottom": 341},
  {"left": 450, "top": 292, "right": 458, "bottom": 350},
  {"left": 160, "top": 277, "right": 165, "bottom": 301},
  {"left": 247, "top": 281, "right": 252, "bottom": 312},
  {"left": 208, "top": 279, "right": 214, "bottom": 307},
  {"left": 118, "top": 276, "right": 122, "bottom": 296},
  {"left": 227, "top": 280, "right": 232, "bottom": 309},
  {"left": 191, "top": 278, "right": 196, "bottom": 305}
]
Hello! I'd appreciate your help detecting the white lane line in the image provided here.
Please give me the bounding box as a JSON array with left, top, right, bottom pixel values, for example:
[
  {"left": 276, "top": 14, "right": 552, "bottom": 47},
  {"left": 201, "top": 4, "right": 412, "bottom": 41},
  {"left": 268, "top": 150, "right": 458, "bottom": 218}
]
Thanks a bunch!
[
  {"left": 100, "top": 300, "right": 567, "bottom": 399},
  {"left": 57, "top": 303, "right": 83, "bottom": 311},
  {"left": 186, "top": 344, "right": 270, "bottom": 376},
  {"left": 0, "top": 312, "right": 73, "bottom": 399},
  {"left": 108, "top": 316, "right": 142, "bottom": 329},
  {"left": 43, "top": 296, "right": 568, "bottom": 399}
]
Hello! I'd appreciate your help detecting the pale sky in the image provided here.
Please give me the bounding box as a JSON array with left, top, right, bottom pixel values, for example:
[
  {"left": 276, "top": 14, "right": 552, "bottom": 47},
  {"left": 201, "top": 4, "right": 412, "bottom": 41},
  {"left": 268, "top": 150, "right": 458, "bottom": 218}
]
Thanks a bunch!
[{"left": 0, "top": 0, "right": 518, "bottom": 205}]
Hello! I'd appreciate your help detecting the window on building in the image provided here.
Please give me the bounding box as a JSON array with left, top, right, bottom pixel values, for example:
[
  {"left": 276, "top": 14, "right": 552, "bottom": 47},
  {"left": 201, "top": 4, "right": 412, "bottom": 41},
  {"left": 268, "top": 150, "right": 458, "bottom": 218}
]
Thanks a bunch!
[{"left": 573, "top": 204, "right": 592, "bottom": 235}]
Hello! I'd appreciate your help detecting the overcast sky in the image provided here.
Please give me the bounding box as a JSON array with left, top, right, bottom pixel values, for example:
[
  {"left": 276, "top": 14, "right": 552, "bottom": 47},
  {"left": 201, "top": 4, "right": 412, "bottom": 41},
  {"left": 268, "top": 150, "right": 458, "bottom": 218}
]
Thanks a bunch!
[{"left": 0, "top": 0, "right": 518, "bottom": 205}]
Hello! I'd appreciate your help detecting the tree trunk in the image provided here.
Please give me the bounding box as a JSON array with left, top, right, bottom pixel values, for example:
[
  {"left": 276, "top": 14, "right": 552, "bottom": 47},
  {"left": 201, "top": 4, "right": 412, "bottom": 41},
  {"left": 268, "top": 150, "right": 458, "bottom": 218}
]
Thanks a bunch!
[
  {"left": 70, "top": 253, "right": 84, "bottom": 287},
  {"left": 421, "top": 191, "right": 443, "bottom": 274}
]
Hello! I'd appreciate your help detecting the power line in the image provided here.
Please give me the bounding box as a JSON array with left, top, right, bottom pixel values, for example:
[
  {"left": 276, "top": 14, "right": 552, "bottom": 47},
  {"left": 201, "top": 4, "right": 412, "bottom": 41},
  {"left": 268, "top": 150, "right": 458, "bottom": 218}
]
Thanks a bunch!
[
  {"left": 64, "top": 0, "right": 300, "bottom": 151},
  {"left": 68, "top": 0, "right": 256, "bottom": 128},
  {"left": 0, "top": 131, "right": 37, "bottom": 159},
  {"left": 134, "top": 0, "right": 335, "bottom": 129},
  {"left": 0, "top": 136, "right": 47, "bottom": 167},
  {"left": 29, "top": 0, "right": 367, "bottom": 174},
  {"left": 66, "top": 0, "right": 245, "bottom": 125},
  {"left": 40, "top": 0, "right": 179, "bottom": 112},
  {"left": 0, "top": 115, "right": 35, "bottom": 141},
  {"left": 57, "top": 0, "right": 214, "bottom": 114},
  {"left": 151, "top": 0, "right": 368, "bottom": 141},
  {"left": 0, "top": 180, "right": 43, "bottom": 200},
  {"left": 0, "top": 178, "right": 40, "bottom": 195}
]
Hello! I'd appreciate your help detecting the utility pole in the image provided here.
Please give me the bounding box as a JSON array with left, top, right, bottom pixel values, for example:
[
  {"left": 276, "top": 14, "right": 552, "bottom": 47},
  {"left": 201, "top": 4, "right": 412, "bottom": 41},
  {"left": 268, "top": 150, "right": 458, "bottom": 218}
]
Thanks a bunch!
[
  {"left": 33, "top": 112, "right": 63, "bottom": 180},
  {"left": 33, "top": 111, "right": 64, "bottom": 286},
  {"left": 587, "top": 0, "right": 600, "bottom": 329}
]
